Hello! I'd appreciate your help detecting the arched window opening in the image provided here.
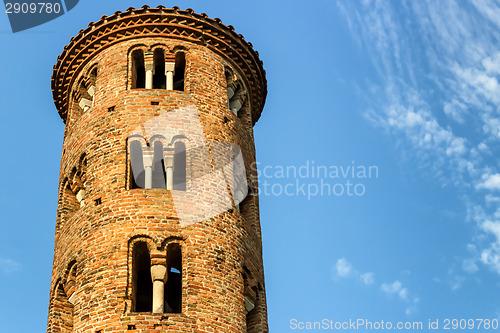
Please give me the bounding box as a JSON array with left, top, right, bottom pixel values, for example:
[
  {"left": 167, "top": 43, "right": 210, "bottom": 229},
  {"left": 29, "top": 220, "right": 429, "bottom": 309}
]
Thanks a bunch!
[
  {"left": 173, "top": 141, "right": 186, "bottom": 191},
  {"left": 153, "top": 49, "right": 166, "bottom": 89},
  {"left": 78, "top": 81, "right": 92, "bottom": 112},
  {"left": 88, "top": 67, "right": 97, "bottom": 99},
  {"left": 164, "top": 243, "right": 182, "bottom": 313},
  {"left": 231, "top": 151, "right": 247, "bottom": 212},
  {"left": 132, "top": 242, "right": 153, "bottom": 312},
  {"left": 60, "top": 152, "right": 87, "bottom": 223},
  {"left": 225, "top": 68, "right": 235, "bottom": 94},
  {"left": 74, "top": 154, "right": 87, "bottom": 207},
  {"left": 245, "top": 286, "right": 258, "bottom": 332},
  {"left": 89, "top": 68, "right": 97, "bottom": 85},
  {"left": 129, "top": 140, "right": 145, "bottom": 189},
  {"left": 242, "top": 267, "right": 260, "bottom": 332},
  {"left": 65, "top": 261, "right": 78, "bottom": 305},
  {"left": 70, "top": 92, "right": 83, "bottom": 123},
  {"left": 61, "top": 179, "right": 79, "bottom": 221},
  {"left": 131, "top": 50, "right": 145, "bottom": 89},
  {"left": 225, "top": 68, "right": 247, "bottom": 117},
  {"left": 152, "top": 141, "right": 166, "bottom": 189},
  {"left": 51, "top": 283, "right": 74, "bottom": 333},
  {"left": 173, "top": 52, "right": 185, "bottom": 91},
  {"left": 229, "top": 89, "right": 247, "bottom": 117}
]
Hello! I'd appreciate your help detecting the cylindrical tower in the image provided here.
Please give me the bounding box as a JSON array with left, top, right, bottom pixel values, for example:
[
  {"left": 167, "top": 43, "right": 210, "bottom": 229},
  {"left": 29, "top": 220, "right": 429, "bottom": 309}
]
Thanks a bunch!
[{"left": 47, "top": 6, "right": 268, "bottom": 333}]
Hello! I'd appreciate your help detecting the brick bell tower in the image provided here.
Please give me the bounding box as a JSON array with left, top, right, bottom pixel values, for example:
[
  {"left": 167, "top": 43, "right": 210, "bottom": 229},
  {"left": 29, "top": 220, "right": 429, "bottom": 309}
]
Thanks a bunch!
[{"left": 47, "top": 6, "right": 268, "bottom": 332}]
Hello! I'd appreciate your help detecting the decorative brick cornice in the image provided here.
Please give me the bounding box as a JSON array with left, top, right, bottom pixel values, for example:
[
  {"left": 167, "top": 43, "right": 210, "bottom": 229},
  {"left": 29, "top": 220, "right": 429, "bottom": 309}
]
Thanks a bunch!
[{"left": 51, "top": 5, "right": 267, "bottom": 124}]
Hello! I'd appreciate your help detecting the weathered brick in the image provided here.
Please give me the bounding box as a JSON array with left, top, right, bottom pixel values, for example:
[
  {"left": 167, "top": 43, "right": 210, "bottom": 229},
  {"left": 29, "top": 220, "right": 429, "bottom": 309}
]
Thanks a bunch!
[{"left": 47, "top": 6, "right": 268, "bottom": 333}]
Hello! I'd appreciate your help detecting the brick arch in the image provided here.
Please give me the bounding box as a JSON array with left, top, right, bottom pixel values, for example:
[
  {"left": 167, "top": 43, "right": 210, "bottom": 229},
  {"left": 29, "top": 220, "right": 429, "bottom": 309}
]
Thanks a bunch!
[
  {"left": 128, "top": 234, "right": 157, "bottom": 252},
  {"left": 127, "top": 134, "right": 147, "bottom": 145},
  {"left": 150, "top": 43, "right": 170, "bottom": 53},
  {"left": 149, "top": 134, "right": 168, "bottom": 147},
  {"left": 172, "top": 45, "right": 188, "bottom": 53},
  {"left": 159, "top": 234, "right": 185, "bottom": 251}
]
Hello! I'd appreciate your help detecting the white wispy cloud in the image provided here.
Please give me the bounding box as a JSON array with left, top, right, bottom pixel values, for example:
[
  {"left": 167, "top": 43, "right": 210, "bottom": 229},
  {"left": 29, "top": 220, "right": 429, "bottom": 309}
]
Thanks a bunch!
[
  {"left": 443, "top": 99, "right": 467, "bottom": 124},
  {"left": 479, "top": 220, "right": 500, "bottom": 274},
  {"left": 0, "top": 257, "right": 20, "bottom": 274},
  {"left": 380, "top": 280, "right": 419, "bottom": 315},
  {"left": 360, "top": 272, "right": 375, "bottom": 285},
  {"left": 462, "top": 259, "right": 479, "bottom": 274},
  {"left": 333, "top": 258, "right": 417, "bottom": 314},
  {"left": 381, "top": 280, "right": 408, "bottom": 301},
  {"left": 450, "top": 274, "right": 466, "bottom": 291},
  {"left": 336, "top": 0, "right": 500, "bottom": 278},
  {"left": 333, "top": 257, "right": 374, "bottom": 285},
  {"left": 335, "top": 257, "right": 353, "bottom": 278},
  {"left": 478, "top": 174, "right": 500, "bottom": 191}
]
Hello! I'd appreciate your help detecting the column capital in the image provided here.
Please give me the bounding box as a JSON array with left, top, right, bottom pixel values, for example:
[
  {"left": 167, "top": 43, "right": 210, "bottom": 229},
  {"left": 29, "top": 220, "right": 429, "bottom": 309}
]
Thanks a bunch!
[
  {"left": 143, "top": 152, "right": 154, "bottom": 168},
  {"left": 87, "top": 85, "right": 96, "bottom": 97},
  {"left": 164, "top": 155, "right": 174, "bottom": 168},
  {"left": 150, "top": 264, "right": 168, "bottom": 283},
  {"left": 227, "top": 81, "right": 239, "bottom": 99},
  {"left": 79, "top": 98, "right": 92, "bottom": 111},
  {"left": 165, "top": 62, "right": 175, "bottom": 73},
  {"left": 144, "top": 52, "right": 155, "bottom": 72}
]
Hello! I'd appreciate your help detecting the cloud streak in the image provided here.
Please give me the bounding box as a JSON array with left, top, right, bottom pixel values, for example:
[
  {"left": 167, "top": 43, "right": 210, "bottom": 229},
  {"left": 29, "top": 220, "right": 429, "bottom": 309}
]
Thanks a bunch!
[
  {"left": 337, "top": 0, "right": 500, "bottom": 278},
  {"left": 333, "top": 257, "right": 374, "bottom": 285},
  {"left": 333, "top": 258, "right": 417, "bottom": 314},
  {"left": 0, "top": 257, "right": 20, "bottom": 274},
  {"left": 381, "top": 280, "right": 419, "bottom": 315}
]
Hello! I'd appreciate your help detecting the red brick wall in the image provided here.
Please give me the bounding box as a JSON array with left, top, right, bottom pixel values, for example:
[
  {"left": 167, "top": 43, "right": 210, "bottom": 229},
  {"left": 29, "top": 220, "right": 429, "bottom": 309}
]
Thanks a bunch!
[{"left": 48, "top": 31, "right": 268, "bottom": 333}]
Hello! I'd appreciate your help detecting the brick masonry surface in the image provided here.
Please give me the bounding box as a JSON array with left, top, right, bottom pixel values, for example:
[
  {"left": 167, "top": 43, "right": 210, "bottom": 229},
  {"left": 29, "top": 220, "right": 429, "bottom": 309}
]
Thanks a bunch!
[{"left": 47, "top": 6, "right": 268, "bottom": 333}]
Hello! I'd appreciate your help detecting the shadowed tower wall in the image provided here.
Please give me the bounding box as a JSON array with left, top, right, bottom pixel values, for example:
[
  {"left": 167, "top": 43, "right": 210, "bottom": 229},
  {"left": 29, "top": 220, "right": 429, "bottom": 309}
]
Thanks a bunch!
[{"left": 47, "top": 6, "right": 268, "bottom": 333}]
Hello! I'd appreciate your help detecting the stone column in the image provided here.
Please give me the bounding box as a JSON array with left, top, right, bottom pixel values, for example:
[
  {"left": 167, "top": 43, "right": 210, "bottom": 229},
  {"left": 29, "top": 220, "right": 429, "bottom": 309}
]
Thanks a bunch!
[
  {"left": 143, "top": 153, "right": 154, "bottom": 189},
  {"left": 229, "top": 94, "right": 245, "bottom": 116},
  {"left": 145, "top": 52, "right": 154, "bottom": 89},
  {"left": 165, "top": 62, "right": 175, "bottom": 91},
  {"left": 150, "top": 252, "right": 168, "bottom": 314},
  {"left": 227, "top": 81, "right": 238, "bottom": 100},
  {"left": 165, "top": 155, "right": 174, "bottom": 190}
]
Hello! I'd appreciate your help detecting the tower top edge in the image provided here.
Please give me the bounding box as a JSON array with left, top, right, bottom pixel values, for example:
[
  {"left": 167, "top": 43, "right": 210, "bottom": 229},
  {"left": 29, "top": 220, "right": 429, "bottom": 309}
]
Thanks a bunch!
[{"left": 51, "top": 5, "right": 267, "bottom": 125}]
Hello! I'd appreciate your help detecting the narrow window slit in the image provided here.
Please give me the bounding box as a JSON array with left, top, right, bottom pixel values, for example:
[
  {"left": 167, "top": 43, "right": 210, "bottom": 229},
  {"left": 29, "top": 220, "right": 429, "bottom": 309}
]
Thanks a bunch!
[
  {"left": 164, "top": 243, "right": 182, "bottom": 313},
  {"left": 130, "top": 140, "right": 145, "bottom": 189},
  {"left": 132, "top": 242, "right": 153, "bottom": 312},
  {"left": 131, "top": 50, "right": 145, "bottom": 89},
  {"left": 152, "top": 141, "right": 166, "bottom": 189},
  {"left": 173, "top": 52, "right": 185, "bottom": 91},
  {"left": 173, "top": 141, "right": 186, "bottom": 191},
  {"left": 153, "top": 49, "right": 166, "bottom": 89}
]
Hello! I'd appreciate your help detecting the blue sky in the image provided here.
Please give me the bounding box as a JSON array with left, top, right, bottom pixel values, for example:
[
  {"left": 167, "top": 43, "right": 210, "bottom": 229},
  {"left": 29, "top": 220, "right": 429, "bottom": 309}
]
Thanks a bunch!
[{"left": 1, "top": 0, "right": 500, "bottom": 332}]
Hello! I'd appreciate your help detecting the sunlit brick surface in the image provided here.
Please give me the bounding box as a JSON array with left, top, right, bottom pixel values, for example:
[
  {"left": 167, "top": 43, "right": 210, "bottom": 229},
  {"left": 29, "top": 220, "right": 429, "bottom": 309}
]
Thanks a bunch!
[{"left": 47, "top": 6, "right": 268, "bottom": 333}]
